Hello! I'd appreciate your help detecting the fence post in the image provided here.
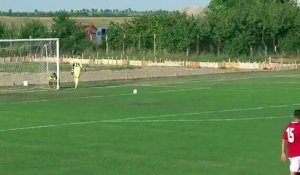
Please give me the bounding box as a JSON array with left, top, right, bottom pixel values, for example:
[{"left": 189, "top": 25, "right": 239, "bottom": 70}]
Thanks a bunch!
[
  {"left": 123, "top": 34, "right": 126, "bottom": 55},
  {"left": 106, "top": 35, "right": 109, "bottom": 55},
  {"left": 154, "top": 34, "right": 156, "bottom": 57}
]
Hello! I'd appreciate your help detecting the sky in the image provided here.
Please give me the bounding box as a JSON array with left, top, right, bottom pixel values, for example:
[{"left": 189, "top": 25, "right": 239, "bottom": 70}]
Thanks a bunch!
[{"left": 0, "top": 0, "right": 211, "bottom": 12}]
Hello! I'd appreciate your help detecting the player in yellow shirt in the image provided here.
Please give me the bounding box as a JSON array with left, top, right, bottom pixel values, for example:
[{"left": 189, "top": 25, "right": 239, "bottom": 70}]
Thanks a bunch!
[{"left": 71, "top": 59, "right": 85, "bottom": 89}]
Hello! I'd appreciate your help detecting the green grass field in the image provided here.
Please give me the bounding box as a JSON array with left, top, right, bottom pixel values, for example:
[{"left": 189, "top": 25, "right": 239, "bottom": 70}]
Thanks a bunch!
[{"left": 0, "top": 70, "right": 299, "bottom": 175}]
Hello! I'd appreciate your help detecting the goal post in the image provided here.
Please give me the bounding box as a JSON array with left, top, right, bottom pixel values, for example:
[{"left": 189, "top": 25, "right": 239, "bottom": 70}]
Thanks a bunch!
[{"left": 0, "top": 38, "right": 60, "bottom": 91}]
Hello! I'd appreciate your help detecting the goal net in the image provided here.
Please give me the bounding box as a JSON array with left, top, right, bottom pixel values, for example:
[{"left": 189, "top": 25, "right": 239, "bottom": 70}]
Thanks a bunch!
[{"left": 0, "top": 38, "right": 60, "bottom": 92}]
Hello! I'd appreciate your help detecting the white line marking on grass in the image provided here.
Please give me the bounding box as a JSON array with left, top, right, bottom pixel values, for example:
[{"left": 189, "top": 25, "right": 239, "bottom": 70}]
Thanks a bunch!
[
  {"left": 187, "top": 73, "right": 300, "bottom": 84},
  {"left": 148, "top": 87, "right": 211, "bottom": 94},
  {"left": 0, "top": 87, "right": 211, "bottom": 105},
  {"left": 112, "top": 103, "right": 300, "bottom": 122},
  {"left": 22, "top": 99, "right": 53, "bottom": 103},
  {"left": 269, "top": 81, "right": 300, "bottom": 84},
  {"left": 1, "top": 72, "right": 298, "bottom": 101},
  {"left": 119, "top": 73, "right": 300, "bottom": 88},
  {"left": 107, "top": 116, "right": 290, "bottom": 123},
  {"left": 271, "top": 74, "right": 299, "bottom": 78},
  {"left": 88, "top": 84, "right": 178, "bottom": 89},
  {"left": 79, "top": 87, "right": 211, "bottom": 99},
  {"left": 269, "top": 104, "right": 291, "bottom": 108},
  {"left": 0, "top": 116, "right": 290, "bottom": 132},
  {"left": 0, "top": 120, "right": 111, "bottom": 132},
  {"left": 81, "top": 84, "right": 132, "bottom": 89},
  {"left": 115, "top": 106, "right": 281, "bottom": 121},
  {"left": 1, "top": 102, "right": 297, "bottom": 133},
  {"left": 0, "top": 88, "right": 49, "bottom": 94},
  {"left": 138, "top": 84, "right": 181, "bottom": 88}
]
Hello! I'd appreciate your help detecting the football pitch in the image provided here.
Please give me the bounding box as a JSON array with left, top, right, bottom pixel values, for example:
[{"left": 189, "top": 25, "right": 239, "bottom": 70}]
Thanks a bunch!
[{"left": 0, "top": 70, "right": 299, "bottom": 175}]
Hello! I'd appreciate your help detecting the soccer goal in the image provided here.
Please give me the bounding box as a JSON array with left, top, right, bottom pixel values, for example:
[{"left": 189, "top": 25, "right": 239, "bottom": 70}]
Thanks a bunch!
[{"left": 0, "top": 38, "right": 60, "bottom": 92}]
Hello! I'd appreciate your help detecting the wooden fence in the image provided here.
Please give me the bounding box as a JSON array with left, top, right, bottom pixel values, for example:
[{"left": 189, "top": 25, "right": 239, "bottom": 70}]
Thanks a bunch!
[
  {"left": 0, "top": 56, "right": 298, "bottom": 71},
  {"left": 62, "top": 57, "right": 298, "bottom": 71}
]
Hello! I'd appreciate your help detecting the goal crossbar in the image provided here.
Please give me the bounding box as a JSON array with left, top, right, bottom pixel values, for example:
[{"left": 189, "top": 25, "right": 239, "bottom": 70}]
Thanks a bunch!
[{"left": 0, "top": 38, "right": 60, "bottom": 42}]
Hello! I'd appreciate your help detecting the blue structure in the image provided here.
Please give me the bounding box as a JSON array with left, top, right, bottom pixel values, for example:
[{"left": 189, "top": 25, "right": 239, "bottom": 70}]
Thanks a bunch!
[{"left": 96, "top": 27, "right": 109, "bottom": 42}]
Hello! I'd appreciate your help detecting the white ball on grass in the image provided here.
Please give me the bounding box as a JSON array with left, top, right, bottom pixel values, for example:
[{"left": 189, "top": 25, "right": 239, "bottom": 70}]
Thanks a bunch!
[{"left": 133, "top": 89, "right": 138, "bottom": 94}]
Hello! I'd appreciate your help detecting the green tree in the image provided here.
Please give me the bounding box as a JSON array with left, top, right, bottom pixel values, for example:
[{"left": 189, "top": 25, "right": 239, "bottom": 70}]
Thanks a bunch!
[
  {"left": 107, "top": 22, "right": 125, "bottom": 50},
  {"left": 108, "top": 13, "right": 163, "bottom": 51},
  {"left": 207, "top": 0, "right": 300, "bottom": 57},
  {"left": 51, "top": 12, "right": 88, "bottom": 54},
  {"left": 279, "top": 9, "right": 300, "bottom": 56},
  {"left": 20, "top": 20, "right": 48, "bottom": 39},
  {"left": 158, "top": 12, "right": 198, "bottom": 54},
  {"left": 0, "top": 22, "right": 18, "bottom": 39}
]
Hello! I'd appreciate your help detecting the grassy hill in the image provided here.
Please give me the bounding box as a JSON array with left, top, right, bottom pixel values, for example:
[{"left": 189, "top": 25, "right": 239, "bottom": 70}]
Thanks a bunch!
[
  {"left": 0, "top": 16, "right": 129, "bottom": 27},
  {"left": 180, "top": 6, "right": 208, "bottom": 16}
]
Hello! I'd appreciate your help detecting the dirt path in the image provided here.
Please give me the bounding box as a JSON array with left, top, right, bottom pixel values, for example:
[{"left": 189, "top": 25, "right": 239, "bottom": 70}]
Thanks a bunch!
[
  {"left": 60, "top": 67, "right": 250, "bottom": 83},
  {"left": 0, "top": 66, "right": 254, "bottom": 87}
]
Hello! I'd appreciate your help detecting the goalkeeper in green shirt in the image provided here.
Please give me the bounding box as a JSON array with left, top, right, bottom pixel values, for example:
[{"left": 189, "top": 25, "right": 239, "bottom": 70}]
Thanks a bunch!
[{"left": 48, "top": 72, "right": 57, "bottom": 89}]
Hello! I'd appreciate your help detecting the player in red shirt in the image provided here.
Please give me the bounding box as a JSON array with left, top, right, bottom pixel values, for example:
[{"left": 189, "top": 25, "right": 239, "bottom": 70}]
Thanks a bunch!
[{"left": 282, "top": 109, "right": 300, "bottom": 175}]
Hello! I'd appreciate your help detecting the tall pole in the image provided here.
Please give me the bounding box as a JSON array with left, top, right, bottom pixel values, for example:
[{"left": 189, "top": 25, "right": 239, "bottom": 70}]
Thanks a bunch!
[
  {"left": 106, "top": 35, "right": 108, "bottom": 55},
  {"left": 196, "top": 35, "right": 199, "bottom": 55},
  {"left": 138, "top": 34, "right": 141, "bottom": 51},
  {"left": 123, "top": 34, "right": 126, "bottom": 55},
  {"left": 154, "top": 34, "right": 156, "bottom": 55}
]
